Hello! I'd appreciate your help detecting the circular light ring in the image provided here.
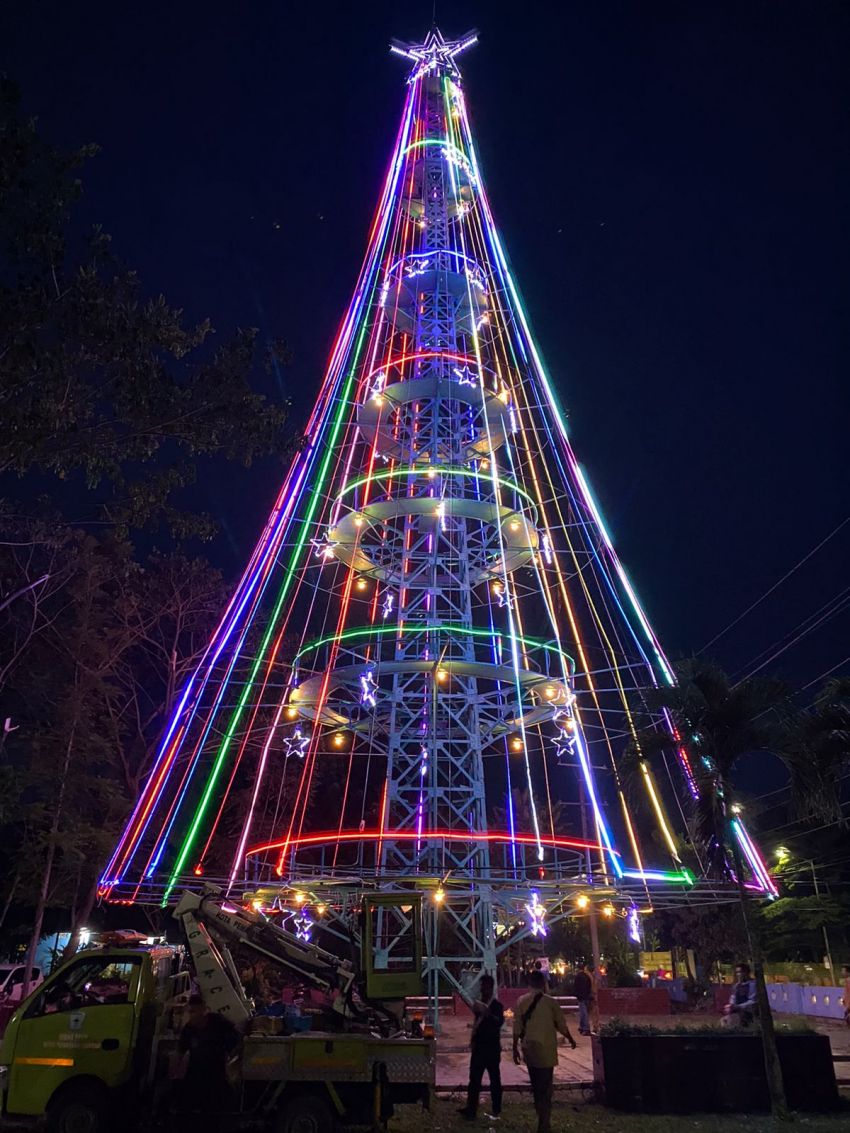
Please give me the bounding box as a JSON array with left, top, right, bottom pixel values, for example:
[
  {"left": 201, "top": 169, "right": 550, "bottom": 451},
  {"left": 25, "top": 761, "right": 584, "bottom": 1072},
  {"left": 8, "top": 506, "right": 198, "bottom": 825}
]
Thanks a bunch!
[
  {"left": 362, "top": 351, "right": 490, "bottom": 387},
  {"left": 385, "top": 249, "right": 483, "bottom": 279},
  {"left": 327, "top": 498, "right": 537, "bottom": 583},
  {"left": 357, "top": 377, "right": 509, "bottom": 461},
  {"left": 246, "top": 828, "right": 607, "bottom": 862},
  {"left": 382, "top": 267, "right": 487, "bottom": 335},
  {"left": 294, "top": 623, "right": 574, "bottom": 669},
  {"left": 289, "top": 658, "right": 571, "bottom": 730},
  {"left": 336, "top": 466, "right": 537, "bottom": 517}
]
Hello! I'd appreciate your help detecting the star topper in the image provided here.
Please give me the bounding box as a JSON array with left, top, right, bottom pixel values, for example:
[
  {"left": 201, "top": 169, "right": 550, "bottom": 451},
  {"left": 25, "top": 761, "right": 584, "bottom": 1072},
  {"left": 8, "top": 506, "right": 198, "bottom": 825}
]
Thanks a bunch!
[{"left": 390, "top": 28, "right": 478, "bottom": 79}]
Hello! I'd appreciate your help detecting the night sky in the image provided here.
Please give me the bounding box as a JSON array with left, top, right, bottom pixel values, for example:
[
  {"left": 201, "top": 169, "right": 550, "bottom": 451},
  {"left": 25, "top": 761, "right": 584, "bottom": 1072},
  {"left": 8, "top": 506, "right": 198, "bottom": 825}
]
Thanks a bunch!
[{"left": 5, "top": 0, "right": 849, "bottom": 691}]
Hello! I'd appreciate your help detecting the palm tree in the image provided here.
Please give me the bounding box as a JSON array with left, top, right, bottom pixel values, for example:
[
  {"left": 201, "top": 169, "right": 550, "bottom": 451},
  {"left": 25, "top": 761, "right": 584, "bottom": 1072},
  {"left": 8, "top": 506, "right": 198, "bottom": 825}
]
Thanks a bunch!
[
  {"left": 628, "top": 657, "right": 791, "bottom": 1120},
  {"left": 778, "top": 676, "right": 850, "bottom": 827}
]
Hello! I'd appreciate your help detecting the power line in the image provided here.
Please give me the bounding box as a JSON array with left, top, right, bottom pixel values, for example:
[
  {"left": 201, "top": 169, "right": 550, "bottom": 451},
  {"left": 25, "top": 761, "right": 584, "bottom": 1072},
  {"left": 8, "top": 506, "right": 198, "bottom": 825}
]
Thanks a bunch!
[
  {"left": 698, "top": 514, "right": 850, "bottom": 653},
  {"left": 735, "top": 586, "right": 850, "bottom": 682},
  {"left": 801, "top": 655, "right": 850, "bottom": 693}
]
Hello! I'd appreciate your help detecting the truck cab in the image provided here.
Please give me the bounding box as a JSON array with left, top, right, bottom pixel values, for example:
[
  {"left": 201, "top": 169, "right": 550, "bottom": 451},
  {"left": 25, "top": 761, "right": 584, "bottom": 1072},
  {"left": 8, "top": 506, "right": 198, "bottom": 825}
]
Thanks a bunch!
[
  {"left": 0, "top": 947, "right": 170, "bottom": 1131},
  {"left": 1, "top": 892, "right": 433, "bottom": 1133}
]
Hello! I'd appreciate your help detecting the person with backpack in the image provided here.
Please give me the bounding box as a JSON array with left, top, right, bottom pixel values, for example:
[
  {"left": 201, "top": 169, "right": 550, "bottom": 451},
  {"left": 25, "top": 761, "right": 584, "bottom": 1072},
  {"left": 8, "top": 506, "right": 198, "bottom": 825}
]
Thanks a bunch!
[
  {"left": 458, "top": 973, "right": 505, "bottom": 1121},
  {"left": 512, "top": 970, "right": 576, "bottom": 1133}
]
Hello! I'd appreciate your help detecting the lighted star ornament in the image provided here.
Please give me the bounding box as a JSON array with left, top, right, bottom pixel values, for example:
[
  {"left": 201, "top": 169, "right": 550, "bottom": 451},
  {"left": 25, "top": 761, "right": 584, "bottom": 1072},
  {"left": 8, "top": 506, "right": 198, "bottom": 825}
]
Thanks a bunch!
[
  {"left": 525, "top": 890, "right": 547, "bottom": 937},
  {"left": 390, "top": 27, "right": 478, "bottom": 79},
  {"left": 283, "top": 726, "right": 310, "bottom": 760}
]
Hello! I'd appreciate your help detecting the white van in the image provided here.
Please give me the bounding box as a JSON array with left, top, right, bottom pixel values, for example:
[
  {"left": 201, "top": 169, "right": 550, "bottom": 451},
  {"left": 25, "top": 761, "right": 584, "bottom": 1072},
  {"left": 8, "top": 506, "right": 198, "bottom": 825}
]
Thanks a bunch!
[{"left": 0, "top": 962, "right": 43, "bottom": 1002}]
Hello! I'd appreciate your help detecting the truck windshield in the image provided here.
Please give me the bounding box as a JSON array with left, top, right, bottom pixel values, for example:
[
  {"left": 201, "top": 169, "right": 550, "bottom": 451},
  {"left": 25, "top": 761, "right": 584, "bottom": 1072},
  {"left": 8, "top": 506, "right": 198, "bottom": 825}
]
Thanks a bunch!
[{"left": 26, "top": 956, "right": 140, "bottom": 1018}]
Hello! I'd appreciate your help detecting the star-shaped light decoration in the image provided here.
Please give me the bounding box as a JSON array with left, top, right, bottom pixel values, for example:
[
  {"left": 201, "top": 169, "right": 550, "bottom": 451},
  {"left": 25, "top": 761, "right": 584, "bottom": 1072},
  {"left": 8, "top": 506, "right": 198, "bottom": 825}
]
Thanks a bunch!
[
  {"left": 293, "top": 911, "right": 314, "bottom": 942},
  {"left": 628, "top": 906, "right": 641, "bottom": 944},
  {"left": 553, "top": 712, "right": 576, "bottom": 765},
  {"left": 360, "top": 668, "right": 378, "bottom": 709},
  {"left": 453, "top": 364, "right": 479, "bottom": 387},
  {"left": 390, "top": 27, "right": 478, "bottom": 80},
  {"left": 525, "top": 890, "right": 547, "bottom": 937},
  {"left": 311, "top": 535, "right": 336, "bottom": 561},
  {"left": 283, "top": 726, "right": 310, "bottom": 760}
]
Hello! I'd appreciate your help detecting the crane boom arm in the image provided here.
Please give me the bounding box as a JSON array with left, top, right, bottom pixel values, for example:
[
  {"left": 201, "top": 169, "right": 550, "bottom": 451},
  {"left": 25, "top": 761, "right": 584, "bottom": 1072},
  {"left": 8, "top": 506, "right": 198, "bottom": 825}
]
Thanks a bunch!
[{"left": 173, "top": 886, "right": 357, "bottom": 1006}]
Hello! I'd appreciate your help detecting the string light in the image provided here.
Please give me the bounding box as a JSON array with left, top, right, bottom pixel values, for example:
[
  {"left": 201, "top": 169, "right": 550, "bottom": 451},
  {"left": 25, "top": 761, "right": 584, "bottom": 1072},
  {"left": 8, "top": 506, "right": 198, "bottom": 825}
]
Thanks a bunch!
[{"left": 102, "top": 32, "right": 775, "bottom": 914}]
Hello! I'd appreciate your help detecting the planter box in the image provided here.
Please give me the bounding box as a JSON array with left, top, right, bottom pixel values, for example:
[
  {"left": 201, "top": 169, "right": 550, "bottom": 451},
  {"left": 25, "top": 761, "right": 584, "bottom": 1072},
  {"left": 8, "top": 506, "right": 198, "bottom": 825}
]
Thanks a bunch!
[
  {"left": 597, "top": 987, "right": 670, "bottom": 1015},
  {"left": 593, "top": 1032, "right": 838, "bottom": 1112}
]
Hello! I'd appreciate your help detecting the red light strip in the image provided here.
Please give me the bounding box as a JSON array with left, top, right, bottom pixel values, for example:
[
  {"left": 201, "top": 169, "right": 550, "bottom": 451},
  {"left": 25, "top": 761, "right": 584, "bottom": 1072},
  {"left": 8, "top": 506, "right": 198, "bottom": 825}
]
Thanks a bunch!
[{"left": 249, "top": 827, "right": 610, "bottom": 861}]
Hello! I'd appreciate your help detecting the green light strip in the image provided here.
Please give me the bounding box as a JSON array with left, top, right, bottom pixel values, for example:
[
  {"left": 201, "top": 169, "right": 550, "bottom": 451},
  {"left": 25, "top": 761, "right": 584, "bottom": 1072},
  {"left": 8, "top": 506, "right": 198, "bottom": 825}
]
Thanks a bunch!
[
  {"left": 294, "top": 622, "right": 575, "bottom": 672},
  {"left": 163, "top": 239, "right": 395, "bottom": 901},
  {"left": 336, "top": 466, "right": 537, "bottom": 512},
  {"left": 402, "top": 138, "right": 470, "bottom": 168}
]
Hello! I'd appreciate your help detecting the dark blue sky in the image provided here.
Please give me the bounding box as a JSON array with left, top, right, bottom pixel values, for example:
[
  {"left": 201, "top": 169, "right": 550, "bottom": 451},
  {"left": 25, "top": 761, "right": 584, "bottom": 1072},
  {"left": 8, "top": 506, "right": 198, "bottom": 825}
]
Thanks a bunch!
[{"left": 5, "top": 0, "right": 849, "bottom": 689}]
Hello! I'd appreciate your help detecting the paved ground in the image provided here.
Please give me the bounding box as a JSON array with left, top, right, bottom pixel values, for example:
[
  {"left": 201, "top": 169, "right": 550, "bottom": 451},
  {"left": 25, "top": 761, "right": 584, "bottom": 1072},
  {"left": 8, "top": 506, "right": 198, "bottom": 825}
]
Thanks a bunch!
[
  {"left": 435, "top": 1009, "right": 593, "bottom": 1091},
  {"left": 434, "top": 1010, "right": 850, "bottom": 1091}
]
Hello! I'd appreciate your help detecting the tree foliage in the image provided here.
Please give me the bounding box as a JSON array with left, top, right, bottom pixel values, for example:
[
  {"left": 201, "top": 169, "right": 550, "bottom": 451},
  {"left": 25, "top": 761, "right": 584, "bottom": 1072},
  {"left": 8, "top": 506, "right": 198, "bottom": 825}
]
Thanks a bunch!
[
  {"left": 0, "top": 79, "right": 292, "bottom": 960},
  {"left": 0, "top": 78, "right": 291, "bottom": 539}
]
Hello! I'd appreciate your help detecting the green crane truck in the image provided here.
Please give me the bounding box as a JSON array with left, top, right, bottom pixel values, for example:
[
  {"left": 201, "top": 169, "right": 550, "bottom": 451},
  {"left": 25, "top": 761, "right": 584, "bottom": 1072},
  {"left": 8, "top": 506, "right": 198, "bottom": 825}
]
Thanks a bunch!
[{"left": 0, "top": 888, "right": 433, "bottom": 1133}]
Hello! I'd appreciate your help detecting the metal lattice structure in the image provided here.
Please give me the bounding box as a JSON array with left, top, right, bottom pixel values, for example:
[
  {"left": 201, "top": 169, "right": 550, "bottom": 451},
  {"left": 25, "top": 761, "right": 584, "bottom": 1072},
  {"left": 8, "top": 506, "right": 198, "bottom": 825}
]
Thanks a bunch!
[{"left": 102, "top": 30, "right": 776, "bottom": 995}]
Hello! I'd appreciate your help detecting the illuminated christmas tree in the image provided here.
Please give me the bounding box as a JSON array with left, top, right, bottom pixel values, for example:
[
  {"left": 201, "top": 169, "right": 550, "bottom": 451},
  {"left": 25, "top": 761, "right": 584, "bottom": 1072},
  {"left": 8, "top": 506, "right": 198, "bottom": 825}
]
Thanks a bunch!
[{"left": 103, "top": 29, "right": 775, "bottom": 992}]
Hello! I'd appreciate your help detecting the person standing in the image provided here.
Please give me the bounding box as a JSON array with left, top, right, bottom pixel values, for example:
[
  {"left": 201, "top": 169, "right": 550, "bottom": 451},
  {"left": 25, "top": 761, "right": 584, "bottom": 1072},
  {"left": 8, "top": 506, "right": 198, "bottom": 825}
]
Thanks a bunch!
[
  {"left": 573, "top": 963, "right": 593, "bottom": 1036},
  {"left": 512, "top": 970, "right": 576, "bottom": 1133},
  {"left": 172, "top": 995, "right": 240, "bottom": 1133},
  {"left": 458, "top": 974, "right": 505, "bottom": 1120},
  {"left": 840, "top": 964, "right": 850, "bottom": 1027}
]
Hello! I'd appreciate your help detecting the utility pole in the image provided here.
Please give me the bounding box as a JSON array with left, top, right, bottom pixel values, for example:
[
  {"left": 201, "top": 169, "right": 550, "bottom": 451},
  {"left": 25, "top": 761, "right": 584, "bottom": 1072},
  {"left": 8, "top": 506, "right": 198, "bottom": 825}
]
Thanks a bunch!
[
  {"left": 808, "top": 860, "right": 835, "bottom": 984},
  {"left": 777, "top": 847, "right": 835, "bottom": 984}
]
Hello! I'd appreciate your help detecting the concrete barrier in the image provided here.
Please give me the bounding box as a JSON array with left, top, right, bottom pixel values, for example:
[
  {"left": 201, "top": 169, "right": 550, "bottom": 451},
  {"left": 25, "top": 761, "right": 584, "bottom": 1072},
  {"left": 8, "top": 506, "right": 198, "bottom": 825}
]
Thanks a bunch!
[
  {"left": 598, "top": 986, "right": 670, "bottom": 1015},
  {"left": 802, "top": 985, "right": 845, "bottom": 1020},
  {"left": 767, "top": 982, "right": 844, "bottom": 1020},
  {"left": 768, "top": 983, "right": 804, "bottom": 1014}
]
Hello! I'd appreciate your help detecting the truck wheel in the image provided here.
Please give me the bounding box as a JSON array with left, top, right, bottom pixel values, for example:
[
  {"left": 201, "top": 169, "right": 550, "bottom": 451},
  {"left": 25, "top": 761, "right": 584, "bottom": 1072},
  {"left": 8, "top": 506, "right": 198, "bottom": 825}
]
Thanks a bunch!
[
  {"left": 276, "top": 1093, "right": 334, "bottom": 1133},
  {"left": 46, "top": 1083, "right": 108, "bottom": 1133}
]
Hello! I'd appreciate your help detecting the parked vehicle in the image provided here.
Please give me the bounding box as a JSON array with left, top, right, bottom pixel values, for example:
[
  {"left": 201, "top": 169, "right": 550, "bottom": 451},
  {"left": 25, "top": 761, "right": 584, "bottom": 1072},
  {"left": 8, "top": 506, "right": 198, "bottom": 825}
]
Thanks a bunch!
[
  {"left": 0, "top": 888, "right": 432, "bottom": 1132},
  {"left": 0, "top": 966, "right": 42, "bottom": 1005}
]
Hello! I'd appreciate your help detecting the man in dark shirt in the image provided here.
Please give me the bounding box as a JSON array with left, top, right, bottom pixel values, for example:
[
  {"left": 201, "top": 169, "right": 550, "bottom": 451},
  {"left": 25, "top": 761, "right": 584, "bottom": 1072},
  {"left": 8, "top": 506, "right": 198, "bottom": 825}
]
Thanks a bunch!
[
  {"left": 174, "top": 995, "right": 240, "bottom": 1132},
  {"left": 723, "top": 962, "right": 758, "bottom": 1027},
  {"left": 573, "top": 963, "right": 593, "bottom": 1036},
  {"left": 458, "top": 974, "right": 505, "bottom": 1120}
]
